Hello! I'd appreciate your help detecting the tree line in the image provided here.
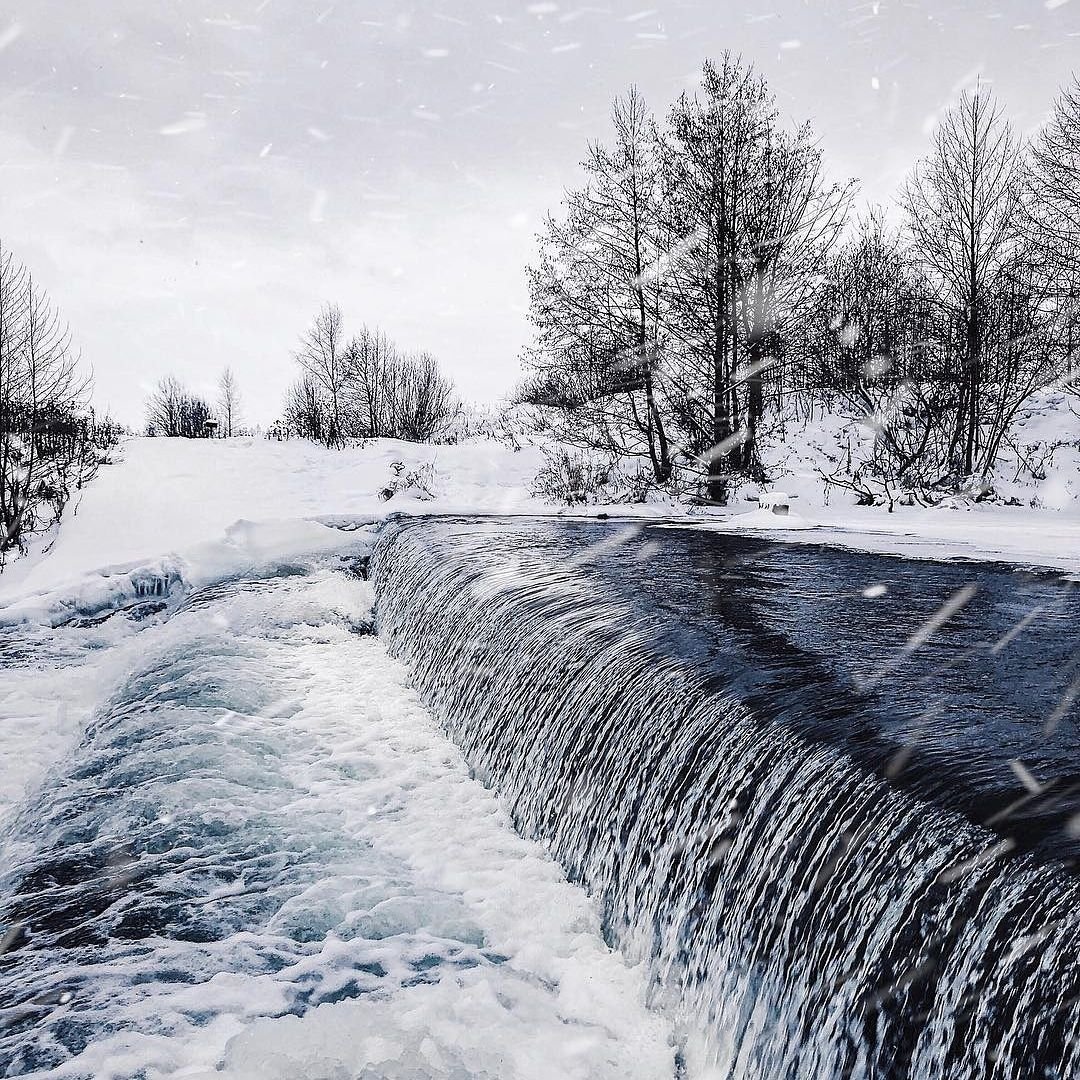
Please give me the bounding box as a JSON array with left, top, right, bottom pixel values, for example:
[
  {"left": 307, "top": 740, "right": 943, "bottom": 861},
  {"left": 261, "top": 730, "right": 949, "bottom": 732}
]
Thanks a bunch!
[
  {"left": 0, "top": 242, "right": 119, "bottom": 563},
  {"left": 519, "top": 55, "right": 1080, "bottom": 505},
  {"left": 279, "top": 303, "right": 459, "bottom": 445},
  {"left": 145, "top": 367, "right": 244, "bottom": 438}
]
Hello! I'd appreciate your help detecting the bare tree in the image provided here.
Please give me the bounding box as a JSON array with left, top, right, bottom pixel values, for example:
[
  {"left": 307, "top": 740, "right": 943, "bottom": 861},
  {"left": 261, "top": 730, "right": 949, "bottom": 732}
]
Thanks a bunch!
[
  {"left": 1026, "top": 77, "right": 1080, "bottom": 287},
  {"left": 392, "top": 350, "right": 459, "bottom": 441},
  {"left": 734, "top": 122, "right": 851, "bottom": 476},
  {"left": 347, "top": 333, "right": 458, "bottom": 441},
  {"left": 217, "top": 366, "right": 242, "bottom": 437},
  {"left": 177, "top": 394, "right": 213, "bottom": 438},
  {"left": 145, "top": 375, "right": 185, "bottom": 437},
  {"left": 145, "top": 376, "right": 213, "bottom": 438},
  {"left": 523, "top": 88, "right": 675, "bottom": 484},
  {"left": 283, "top": 313, "right": 458, "bottom": 444},
  {"left": 0, "top": 245, "right": 93, "bottom": 558},
  {"left": 663, "top": 54, "right": 850, "bottom": 495},
  {"left": 516, "top": 66, "right": 1080, "bottom": 507},
  {"left": 805, "top": 209, "right": 938, "bottom": 394},
  {"left": 797, "top": 212, "right": 954, "bottom": 504},
  {"left": 903, "top": 87, "right": 1023, "bottom": 478},
  {"left": 518, "top": 56, "right": 852, "bottom": 501},
  {"left": 808, "top": 92, "right": 1055, "bottom": 502},
  {"left": 343, "top": 325, "right": 398, "bottom": 439},
  {"left": 296, "top": 303, "right": 346, "bottom": 446},
  {"left": 283, "top": 373, "right": 327, "bottom": 442},
  {"left": 661, "top": 55, "right": 774, "bottom": 498},
  {"left": 1025, "top": 76, "right": 1080, "bottom": 389}
]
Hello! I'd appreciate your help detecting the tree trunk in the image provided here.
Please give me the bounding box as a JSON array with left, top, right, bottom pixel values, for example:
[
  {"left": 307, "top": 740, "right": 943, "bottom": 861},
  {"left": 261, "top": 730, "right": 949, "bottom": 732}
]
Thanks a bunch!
[{"left": 743, "top": 262, "right": 768, "bottom": 480}]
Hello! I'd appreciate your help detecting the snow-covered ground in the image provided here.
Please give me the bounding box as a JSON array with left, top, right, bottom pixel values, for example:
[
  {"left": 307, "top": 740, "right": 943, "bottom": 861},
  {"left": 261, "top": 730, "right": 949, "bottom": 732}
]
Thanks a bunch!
[
  {"left": 0, "top": 436, "right": 547, "bottom": 606},
  {"left": 3, "top": 417, "right": 1080, "bottom": 618},
  {"left": 678, "top": 497, "right": 1080, "bottom": 575},
  {"left": 734, "top": 387, "right": 1080, "bottom": 573}
]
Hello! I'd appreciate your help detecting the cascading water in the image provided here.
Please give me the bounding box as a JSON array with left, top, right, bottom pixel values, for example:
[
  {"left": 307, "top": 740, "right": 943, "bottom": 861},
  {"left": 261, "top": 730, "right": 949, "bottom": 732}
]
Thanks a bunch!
[
  {"left": 372, "top": 517, "right": 1080, "bottom": 1079},
  {"left": 0, "top": 551, "right": 675, "bottom": 1079}
]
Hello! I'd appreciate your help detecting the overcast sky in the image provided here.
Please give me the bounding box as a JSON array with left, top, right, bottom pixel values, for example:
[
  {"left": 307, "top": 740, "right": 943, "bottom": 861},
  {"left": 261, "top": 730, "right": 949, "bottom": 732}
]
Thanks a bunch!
[{"left": 1, "top": 1, "right": 1077, "bottom": 427}]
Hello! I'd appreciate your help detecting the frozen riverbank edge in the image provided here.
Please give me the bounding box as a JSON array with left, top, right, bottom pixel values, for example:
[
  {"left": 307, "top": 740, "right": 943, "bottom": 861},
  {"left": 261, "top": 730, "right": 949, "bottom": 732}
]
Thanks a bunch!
[{"left": 3, "top": 434, "right": 1080, "bottom": 618}]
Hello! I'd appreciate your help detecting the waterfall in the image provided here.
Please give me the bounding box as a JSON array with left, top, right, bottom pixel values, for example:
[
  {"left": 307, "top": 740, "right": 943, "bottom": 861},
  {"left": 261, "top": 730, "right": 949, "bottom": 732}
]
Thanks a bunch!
[{"left": 372, "top": 519, "right": 1080, "bottom": 1079}]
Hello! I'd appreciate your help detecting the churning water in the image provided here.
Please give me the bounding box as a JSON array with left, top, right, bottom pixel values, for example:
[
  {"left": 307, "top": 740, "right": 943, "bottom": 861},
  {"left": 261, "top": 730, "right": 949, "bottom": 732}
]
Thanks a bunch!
[
  {"left": 373, "top": 518, "right": 1080, "bottom": 1079},
  {"left": 0, "top": 554, "right": 673, "bottom": 1079}
]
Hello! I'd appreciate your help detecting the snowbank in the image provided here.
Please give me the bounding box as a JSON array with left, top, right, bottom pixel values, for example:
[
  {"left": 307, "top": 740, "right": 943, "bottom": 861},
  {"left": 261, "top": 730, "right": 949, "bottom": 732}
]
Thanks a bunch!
[
  {"left": 697, "top": 388, "right": 1080, "bottom": 574},
  {"left": 671, "top": 501, "right": 1080, "bottom": 575},
  {"left": 755, "top": 389, "right": 1080, "bottom": 514},
  {"left": 0, "top": 518, "right": 356, "bottom": 627},
  {"left": 993, "top": 388, "right": 1080, "bottom": 510},
  {"left": 0, "top": 436, "right": 548, "bottom": 604},
  {"left": 4, "top": 411, "right": 1080, "bottom": 620}
]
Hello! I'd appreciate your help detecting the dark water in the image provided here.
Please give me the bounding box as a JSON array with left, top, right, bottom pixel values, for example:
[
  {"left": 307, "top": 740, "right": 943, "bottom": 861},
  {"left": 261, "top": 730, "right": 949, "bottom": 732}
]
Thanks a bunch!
[{"left": 372, "top": 518, "right": 1080, "bottom": 1079}]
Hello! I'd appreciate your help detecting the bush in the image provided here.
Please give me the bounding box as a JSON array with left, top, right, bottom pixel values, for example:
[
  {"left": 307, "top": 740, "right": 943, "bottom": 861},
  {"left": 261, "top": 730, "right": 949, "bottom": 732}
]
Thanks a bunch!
[
  {"left": 533, "top": 448, "right": 657, "bottom": 505},
  {"left": 379, "top": 460, "right": 437, "bottom": 501}
]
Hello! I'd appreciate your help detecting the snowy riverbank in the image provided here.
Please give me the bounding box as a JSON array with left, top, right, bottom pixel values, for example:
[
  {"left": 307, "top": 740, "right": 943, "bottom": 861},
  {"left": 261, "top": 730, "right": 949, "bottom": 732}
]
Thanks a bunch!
[
  {"left": 3, "top": 432, "right": 1080, "bottom": 618},
  {"left": 4, "top": 431, "right": 1077, "bottom": 835}
]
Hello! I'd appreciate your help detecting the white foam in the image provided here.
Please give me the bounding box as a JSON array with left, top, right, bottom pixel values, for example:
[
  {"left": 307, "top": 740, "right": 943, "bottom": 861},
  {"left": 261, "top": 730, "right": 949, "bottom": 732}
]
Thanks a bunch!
[{"left": 0, "top": 564, "right": 674, "bottom": 1078}]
